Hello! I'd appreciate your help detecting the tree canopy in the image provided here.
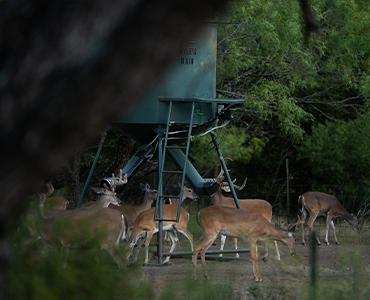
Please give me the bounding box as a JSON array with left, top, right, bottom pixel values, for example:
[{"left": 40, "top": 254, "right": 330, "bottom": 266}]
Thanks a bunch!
[{"left": 189, "top": 0, "right": 370, "bottom": 195}]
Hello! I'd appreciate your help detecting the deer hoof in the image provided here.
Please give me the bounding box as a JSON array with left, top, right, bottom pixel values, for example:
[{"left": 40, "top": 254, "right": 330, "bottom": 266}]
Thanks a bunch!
[
  {"left": 302, "top": 241, "right": 306, "bottom": 245},
  {"left": 335, "top": 241, "right": 340, "bottom": 245}
]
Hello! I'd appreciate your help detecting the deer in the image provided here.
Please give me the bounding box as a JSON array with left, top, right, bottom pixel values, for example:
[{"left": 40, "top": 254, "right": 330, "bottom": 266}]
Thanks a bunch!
[
  {"left": 298, "top": 191, "right": 359, "bottom": 245},
  {"left": 162, "top": 183, "right": 198, "bottom": 242},
  {"left": 107, "top": 183, "right": 158, "bottom": 239},
  {"left": 37, "top": 171, "right": 128, "bottom": 268},
  {"left": 81, "top": 182, "right": 157, "bottom": 239},
  {"left": 164, "top": 183, "right": 199, "bottom": 205},
  {"left": 211, "top": 167, "right": 281, "bottom": 261},
  {"left": 127, "top": 204, "right": 193, "bottom": 264},
  {"left": 42, "top": 182, "right": 70, "bottom": 211},
  {"left": 193, "top": 206, "right": 300, "bottom": 282},
  {"left": 23, "top": 182, "right": 70, "bottom": 246}
]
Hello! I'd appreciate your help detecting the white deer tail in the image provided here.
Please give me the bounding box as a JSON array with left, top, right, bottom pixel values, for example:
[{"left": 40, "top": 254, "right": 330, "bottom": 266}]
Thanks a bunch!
[{"left": 298, "top": 195, "right": 305, "bottom": 213}]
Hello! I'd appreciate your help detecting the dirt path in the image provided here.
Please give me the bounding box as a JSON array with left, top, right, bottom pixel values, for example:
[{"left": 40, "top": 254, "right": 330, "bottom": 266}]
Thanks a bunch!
[{"left": 129, "top": 232, "right": 370, "bottom": 299}]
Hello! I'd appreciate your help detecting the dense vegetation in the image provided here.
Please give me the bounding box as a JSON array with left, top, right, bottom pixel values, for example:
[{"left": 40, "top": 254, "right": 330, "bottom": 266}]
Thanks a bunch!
[{"left": 189, "top": 0, "right": 370, "bottom": 212}]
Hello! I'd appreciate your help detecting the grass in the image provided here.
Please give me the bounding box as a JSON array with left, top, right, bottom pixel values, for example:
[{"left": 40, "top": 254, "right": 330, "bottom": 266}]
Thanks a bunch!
[{"left": 2, "top": 207, "right": 370, "bottom": 300}]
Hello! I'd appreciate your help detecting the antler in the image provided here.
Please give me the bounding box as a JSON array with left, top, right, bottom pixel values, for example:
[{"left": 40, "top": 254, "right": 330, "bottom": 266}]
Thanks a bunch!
[
  {"left": 288, "top": 215, "right": 305, "bottom": 231},
  {"left": 231, "top": 177, "right": 248, "bottom": 191},
  {"left": 110, "top": 169, "right": 128, "bottom": 193},
  {"left": 294, "top": 215, "right": 305, "bottom": 226},
  {"left": 217, "top": 157, "right": 233, "bottom": 180}
]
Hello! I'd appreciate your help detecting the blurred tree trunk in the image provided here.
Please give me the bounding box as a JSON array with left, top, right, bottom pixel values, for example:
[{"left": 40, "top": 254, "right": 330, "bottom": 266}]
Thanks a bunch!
[
  {"left": 62, "top": 146, "right": 83, "bottom": 209},
  {"left": 0, "top": 0, "right": 229, "bottom": 284}
]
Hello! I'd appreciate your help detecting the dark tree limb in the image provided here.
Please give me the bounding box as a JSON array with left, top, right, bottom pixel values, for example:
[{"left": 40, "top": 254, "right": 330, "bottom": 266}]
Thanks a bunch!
[{"left": 102, "top": 134, "right": 137, "bottom": 178}]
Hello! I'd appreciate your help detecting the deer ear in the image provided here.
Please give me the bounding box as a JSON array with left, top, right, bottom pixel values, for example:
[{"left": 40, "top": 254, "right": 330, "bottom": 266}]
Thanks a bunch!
[
  {"left": 91, "top": 187, "right": 103, "bottom": 194},
  {"left": 288, "top": 225, "right": 297, "bottom": 233},
  {"left": 140, "top": 183, "right": 147, "bottom": 191}
]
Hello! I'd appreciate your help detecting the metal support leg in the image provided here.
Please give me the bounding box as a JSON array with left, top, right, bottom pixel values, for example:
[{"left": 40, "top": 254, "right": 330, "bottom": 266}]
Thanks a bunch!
[
  {"left": 157, "top": 133, "right": 164, "bottom": 265},
  {"left": 77, "top": 129, "right": 108, "bottom": 208},
  {"left": 210, "top": 130, "right": 241, "bottom": 209}
]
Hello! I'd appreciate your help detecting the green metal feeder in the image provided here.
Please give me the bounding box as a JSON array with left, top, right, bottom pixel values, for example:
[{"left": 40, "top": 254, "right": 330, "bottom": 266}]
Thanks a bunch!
[{"left": 78, "top": 24, "right": 245, "bottom": 265}]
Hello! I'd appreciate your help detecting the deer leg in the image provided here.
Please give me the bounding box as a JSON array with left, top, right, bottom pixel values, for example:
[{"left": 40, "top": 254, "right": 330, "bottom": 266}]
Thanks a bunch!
[
  {"left": 301, "top": 209, "right": 307, "bottom": 245},
  {"left": 330, "top": 220, "right": 339, "bottom": 245},
  {"left": 274, "top": 240, "right": 281, "bottom": 260},
  {"left": 144, "top": 231, "right": 154, "bottom": 264},
  {"left": 200, "top": 236, "right": 217, "bottom": 280},
  {"left": 325, "top": 214, "right": 332, "bottom": 245},
  {"left": 127, "top": 232, "right": 146, "bottom": 261},
  {"left": 133, "top": 234, "right": 147, "bottom": 262},
  {"left": 163, "top": 230, "right": 178, "bottom": 263},
  {"left": 175, "top": 227, "right": 193, "bottom": 251},
  {"left": 249, "top": 239, "right": 262, "bottom": 282},
  {"left": 219, "top": 235, "right": 226, "bottom": 257},
  {"left": 260, "top": 240, "right": 268, "bottom": 262},
  {"left": 194, "top": 233, "right": 217, "bottom": 280},
  {"left": 234, "top": 238, "right": 239, "bottom": 258},
  {"left": 193, "top": 236, "right": 206, "bottom": 279},
  {"left": 307, "top": 213, "right": 320, "bottom": 245}
]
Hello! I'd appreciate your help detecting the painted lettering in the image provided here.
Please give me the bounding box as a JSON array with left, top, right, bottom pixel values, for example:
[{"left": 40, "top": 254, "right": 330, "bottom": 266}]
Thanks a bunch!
[
  {"left": 180, "top": 48, "right": 197, "bottom": 55},
  {"left": 180, "top": 57, "right": 194, "bottom": 65}
]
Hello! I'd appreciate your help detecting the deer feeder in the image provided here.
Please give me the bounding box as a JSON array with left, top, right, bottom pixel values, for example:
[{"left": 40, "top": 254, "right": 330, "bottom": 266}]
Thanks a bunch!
[{"left": 78, "top": 24, "right": 244, "bottom": 264}]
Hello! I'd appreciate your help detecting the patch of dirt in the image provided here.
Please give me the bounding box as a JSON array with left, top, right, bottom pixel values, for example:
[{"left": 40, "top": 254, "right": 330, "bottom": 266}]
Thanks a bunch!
[{"left": 129, "top": 229, "right": 370, "bottom": 299}]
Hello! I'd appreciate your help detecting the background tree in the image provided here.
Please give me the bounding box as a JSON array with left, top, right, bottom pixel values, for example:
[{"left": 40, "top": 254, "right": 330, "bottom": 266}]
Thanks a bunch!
[{"left": 186, "top": 0, "right": 370, "bottom": 212}]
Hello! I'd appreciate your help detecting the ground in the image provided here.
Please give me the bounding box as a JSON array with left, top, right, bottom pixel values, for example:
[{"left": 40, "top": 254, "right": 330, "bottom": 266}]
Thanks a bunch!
[{"left": 128, "top": 221, "right": 370, "bottom": 300}]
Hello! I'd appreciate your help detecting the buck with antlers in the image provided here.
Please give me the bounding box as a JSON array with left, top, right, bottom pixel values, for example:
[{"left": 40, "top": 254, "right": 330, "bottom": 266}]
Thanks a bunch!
[
  {"left": 37, "top": 171, "right": 128, "bottom": 268},
  {"left": 193, "top": 206, "right": 301, "bottom": 282},
  {"left": 211, "top": 167, "right": 281, "bottom": 261},
  {"left": 298, "top": 191, "right": 359, "bottom": 245},
  {"left": 127, "top": 204, "right": 193, "bottom": 264}
]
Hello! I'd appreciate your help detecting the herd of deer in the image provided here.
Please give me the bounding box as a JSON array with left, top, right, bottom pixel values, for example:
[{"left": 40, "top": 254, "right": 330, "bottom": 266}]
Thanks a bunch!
[{"left": 25, "top": 167, "right": 359, "bottom": 283}]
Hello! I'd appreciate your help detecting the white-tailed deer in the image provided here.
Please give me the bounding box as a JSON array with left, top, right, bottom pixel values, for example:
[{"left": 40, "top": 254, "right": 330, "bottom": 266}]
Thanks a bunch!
[
  {"left": 298, "top": 191, "right": 359, "bottom": 245},
  {"left": 163, "top": 183, "right": 198, "bottom": 242},
  {"left": 23, "top": 182, "right": 70, "bottom": 246},
  {"left": 42, "top": 182, "right": 70, "bottom": 211},
  {"left": 107, "top": 183, "right": 158, "bottom": 238},
  {"left": 127, "top": 204, "right": 193, "bottom": 264},
  {"left": 37, "top": 171, "right": 128, "bottom": 268},
  {"left": 165, "top": 183, "right": 199, "bottom": 205},
  {"left": 211, "top": 168, "right": 280, "bottom": 260},
  {"left": 193, "top": 206, "right": 299, "bottom": 282}
]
